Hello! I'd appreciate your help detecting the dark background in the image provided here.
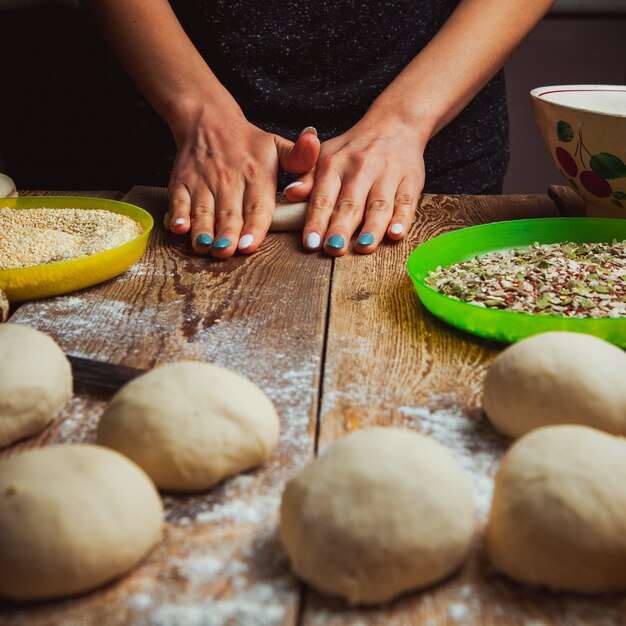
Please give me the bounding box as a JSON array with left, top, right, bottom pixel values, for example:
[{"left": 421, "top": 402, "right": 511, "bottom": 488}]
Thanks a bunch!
[
  {"left": 1, "top": 0, "right": 625, "bottom": 194},
  {"left": 0, "top": 1, "right": 173, "bottom": 190}
]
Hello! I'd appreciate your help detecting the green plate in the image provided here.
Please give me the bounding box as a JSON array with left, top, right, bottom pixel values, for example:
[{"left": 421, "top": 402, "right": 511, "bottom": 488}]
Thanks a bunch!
[{"left": 407, "top": 218, "right": 626, "bottom": 347}]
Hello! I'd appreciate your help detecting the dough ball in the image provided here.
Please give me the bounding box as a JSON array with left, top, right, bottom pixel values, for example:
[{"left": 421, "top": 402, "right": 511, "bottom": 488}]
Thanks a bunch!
[
  {"left": 0, "top": 444, "right": 163, "bottom": 601},
  {"left": 0, "top": 323, "right": 72, "bottom": 447},
  {"left": 280, "top": 427, "right": 476, "bottom": 605},
  {"left": 97, "top": 361, "right": 280, "bottom": 492},
  {"left": 0, "top": 288, "right": 8, "bottom": 323},
  {"left": 487, "top": 425, "right": 626, "bottom": 593},
  {"left": 483, "top": 332, "right": 626, "bottom": 438},
  {"left": 0, "top": 173, "right": 17, "bottom": 198}
]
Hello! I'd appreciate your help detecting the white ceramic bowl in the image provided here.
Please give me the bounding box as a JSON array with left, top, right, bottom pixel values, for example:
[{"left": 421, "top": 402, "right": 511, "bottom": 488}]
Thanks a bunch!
[{"left": 531, "top": 85, "right": 626, "bottom": 217}]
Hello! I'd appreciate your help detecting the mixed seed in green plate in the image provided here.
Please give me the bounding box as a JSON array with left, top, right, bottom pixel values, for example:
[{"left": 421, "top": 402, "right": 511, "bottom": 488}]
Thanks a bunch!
[{"left": 425, "top": 241, "right": 626, "bottom": 319}]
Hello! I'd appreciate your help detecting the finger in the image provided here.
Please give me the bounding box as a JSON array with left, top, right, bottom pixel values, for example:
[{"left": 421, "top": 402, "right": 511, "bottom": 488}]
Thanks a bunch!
[
  {"left": 323, "top": 172, "right": 371, "bottom": 257},
  {"left": 189, "top": 190, "right": 216, "bottom": 254},
  {"left": 302, "top": 168, "right": 342, "bottom": 252},
  {"left": 354, "top": 177, "right": 399, "bottom": 254},
  {"left": 212, "top": 188, "right": 245, "bottom": 259},
  {"left": 388, "top": 178, "right": 420, "bottom": 240},
  {"left": 238, "top": 181, "right": 276, "bottom": 254},
  {"left": 168, "top": 183, "right": 192, "bottom": 235},
  {"left": 283, "top": 169, "right": 315, "bottom": 202},
  {"left": 276, "top": 127, "right": 320, "bottom": 174}
]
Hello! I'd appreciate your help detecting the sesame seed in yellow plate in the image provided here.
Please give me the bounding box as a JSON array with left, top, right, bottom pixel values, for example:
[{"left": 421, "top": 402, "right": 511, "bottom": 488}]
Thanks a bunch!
[{"left": 0, "top": 208, "right": 142, "bottom": 271}]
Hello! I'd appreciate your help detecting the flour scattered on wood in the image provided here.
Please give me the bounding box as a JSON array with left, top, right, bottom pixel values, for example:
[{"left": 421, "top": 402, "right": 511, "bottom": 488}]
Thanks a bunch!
[
  {"left": 397, "top": 397, "right": 507, "bottom": 517},
  {"left": 127, "top": 593, "right": 153, "bottom": 610},
  {"left": 141, "top": 528, "right": 296, "bottom": 626},
  {"left": 11, "top": 276, "right": 626, "bottom": 626},
  {"left": 150, "top": 588, "right": 286, "bottom": 626}
]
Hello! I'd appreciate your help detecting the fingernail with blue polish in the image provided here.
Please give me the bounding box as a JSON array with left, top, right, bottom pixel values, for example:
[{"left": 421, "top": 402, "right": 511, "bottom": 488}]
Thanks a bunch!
[
  {"left": 357, "top": 232, "right": 375, "bottom": 246},
  {"left": 327, "top": 235, "right": 345, "bottom": 250},
  {"left": 213, "top": 237, "right": 231, "bottom": 250},
  {"left": 196, "top": 233, "right": 213, "bottom": 246}
]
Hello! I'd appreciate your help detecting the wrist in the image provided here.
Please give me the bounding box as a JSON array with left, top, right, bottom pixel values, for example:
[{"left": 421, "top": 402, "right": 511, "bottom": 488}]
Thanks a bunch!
[
  {"left": 164, "top": 90, "right": 245, "bottom": 141},
  {"left": 359, "top": 100, "right": 432, "bottom": 146}
]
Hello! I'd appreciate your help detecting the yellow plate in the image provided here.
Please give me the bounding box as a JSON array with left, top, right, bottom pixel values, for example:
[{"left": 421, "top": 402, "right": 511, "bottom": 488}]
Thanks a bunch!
[{"left": 0, "top": 196, "right": 153, "bottom": 301}]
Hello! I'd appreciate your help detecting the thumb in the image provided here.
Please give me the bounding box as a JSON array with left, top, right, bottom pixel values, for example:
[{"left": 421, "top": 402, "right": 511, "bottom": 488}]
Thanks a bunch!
[
  {"left": 283, "top": 168, "right": 315, "bottom": 202},
  {"left": 275, "top": 127, "right": 320, "bottom": 174}
]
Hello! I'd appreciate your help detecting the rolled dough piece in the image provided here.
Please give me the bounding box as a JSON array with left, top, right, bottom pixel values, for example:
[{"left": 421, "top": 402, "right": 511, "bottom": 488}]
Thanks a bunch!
[
  {"left": 0, "top": 444, "right": 163, "bottom": 601},
  {"left": 487, "top": 424, "right": 626, "bottom": 593},
  {"left": 0, "top": 289, "right": 8, "bottom": 323},
  {"left": 268, "top": 201, "right": 307, "bottom": 231},
  {"left": 280, "top": 427, "right": 476, "bottom": 605},
  {"left": 0, "top": 173, "right": 17, "bottom": 198},
  {"left": 483, "top": 331, "right": 626, "bottom": 438},
  {"left": 97, "top": 361, "right": 280, "bottom": 492},
  {"left": 0, "top": 324, "right": 72, "bottom": 447},
  {"left": 163, "top": 201, "right": 307, "bottom": 232}
]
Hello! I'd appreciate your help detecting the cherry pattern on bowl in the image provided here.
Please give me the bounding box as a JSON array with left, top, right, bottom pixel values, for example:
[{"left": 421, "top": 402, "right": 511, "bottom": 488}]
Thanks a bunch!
[{"left": 555, "top": 120, "right": 626, "bottom": 208}]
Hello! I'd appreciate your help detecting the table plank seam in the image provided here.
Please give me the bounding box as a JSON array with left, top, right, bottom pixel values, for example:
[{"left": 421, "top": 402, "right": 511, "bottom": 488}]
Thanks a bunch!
[{"left": 313, "top": 256, "right": 336, "bottom": 458}]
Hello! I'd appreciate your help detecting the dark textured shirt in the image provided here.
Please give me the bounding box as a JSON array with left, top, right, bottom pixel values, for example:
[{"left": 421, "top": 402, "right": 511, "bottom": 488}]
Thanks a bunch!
[{"left": 170, "top": 0, "right": 509, "bottom": 193}]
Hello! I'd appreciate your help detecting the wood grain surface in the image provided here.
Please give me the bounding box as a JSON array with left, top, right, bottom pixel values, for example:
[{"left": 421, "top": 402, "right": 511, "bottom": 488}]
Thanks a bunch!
[
  {"left": 19, "top": 190, "right": 125, "bottom": 200},
  {"left": 1, "top": 186, "right": 331, "bottom": 626},
  {"left": 548, "top": 185, "right": 586, "bottom": 217},
  {"left": 302, "top": 192, "right": 625, "bottom": 626},
  {"left": 1, "top": 187, "right": 624, "bottom": 626}
]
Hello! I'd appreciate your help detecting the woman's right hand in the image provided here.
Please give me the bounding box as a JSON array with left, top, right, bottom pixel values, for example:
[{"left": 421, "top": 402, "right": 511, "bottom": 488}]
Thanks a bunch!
[
  {"left": 81, "top": 0, "right": 318, "bottom": 259},
  {"left": 167, "top": 102, "right": 320, "bottom": 259}
]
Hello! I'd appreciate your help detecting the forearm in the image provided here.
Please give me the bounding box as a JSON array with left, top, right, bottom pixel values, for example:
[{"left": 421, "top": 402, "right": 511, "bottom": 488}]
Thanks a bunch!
[
  {"left": 80, "top": 0, "right": 240, "bottom": 132},
  {"left": 367, "top": 0, "right": 555, "bottom": 141}
]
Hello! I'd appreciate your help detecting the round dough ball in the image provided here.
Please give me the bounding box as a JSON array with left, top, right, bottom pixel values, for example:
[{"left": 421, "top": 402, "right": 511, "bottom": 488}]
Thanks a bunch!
[
  {"left": 0, "top": 324, "right": 72, "bottom": 447},
  {"left": 0, "top": 444, "right": 163, "bottom": 600},
  {"left": 483, "top": 332, "right": 626, "bottom": 438},
  {"left": 487, "top": 425, "right": 626, "bottom": 593},
  {"left": 280, "top": 427, "right": 476, "bottom": 605},
  {"left": 0, "top": 173, "right": 17, "bottom": 198},
  {"left": 0, "top": 288, "right": 8, "bottom": 323},
  {"left": 97, "top": 361, "right": 280, "bottom": 492}
]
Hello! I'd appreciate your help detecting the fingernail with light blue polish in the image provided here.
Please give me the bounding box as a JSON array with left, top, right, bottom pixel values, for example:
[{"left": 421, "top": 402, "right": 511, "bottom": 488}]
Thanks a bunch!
[
  {"left": 196, "top": 233, "right": 213, "bottom": 246},
  {"left": 357, "top": 232, "right": 375, "bottom": 246},
  {"left": 327, "top": 235, "right": 345, "bottom": 250},
  {"left": 213, "top": 237, "right": 231, "bottom": 250},
  {"left": 305, "top": 232, "right": 321, "bottom": 250}
]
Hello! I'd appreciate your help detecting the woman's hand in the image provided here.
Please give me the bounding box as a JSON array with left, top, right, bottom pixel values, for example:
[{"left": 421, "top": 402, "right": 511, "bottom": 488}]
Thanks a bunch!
[
  {"left": 283, "top": 112, "right": 427, "bottom": 255},
  {"left": 167, "top": 105, "right": 320, "bottom": 258}
]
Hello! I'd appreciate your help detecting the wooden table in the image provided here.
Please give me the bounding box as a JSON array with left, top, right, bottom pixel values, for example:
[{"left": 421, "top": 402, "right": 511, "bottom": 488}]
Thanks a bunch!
[{"left": 1, "top": 187, "right": 624, "bottom": 626}]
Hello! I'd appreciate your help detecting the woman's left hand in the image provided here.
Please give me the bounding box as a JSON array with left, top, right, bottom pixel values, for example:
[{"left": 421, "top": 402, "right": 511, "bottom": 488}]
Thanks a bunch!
[{"left": 283, "top": 112, "right": 428, "bottom": 255}]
